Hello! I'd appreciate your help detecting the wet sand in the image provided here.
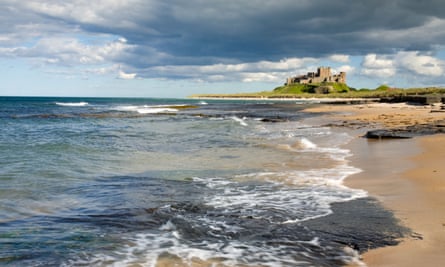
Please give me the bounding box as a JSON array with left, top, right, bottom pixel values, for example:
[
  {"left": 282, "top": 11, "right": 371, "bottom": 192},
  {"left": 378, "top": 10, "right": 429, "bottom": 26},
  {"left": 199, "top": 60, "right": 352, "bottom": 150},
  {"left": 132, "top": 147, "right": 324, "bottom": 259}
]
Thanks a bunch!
[
  {"left": 356, "top": 135, "right": 445, "bottom": 266},
  {"left": 305, "top": 103, "right": 445, "bottom": 266}
]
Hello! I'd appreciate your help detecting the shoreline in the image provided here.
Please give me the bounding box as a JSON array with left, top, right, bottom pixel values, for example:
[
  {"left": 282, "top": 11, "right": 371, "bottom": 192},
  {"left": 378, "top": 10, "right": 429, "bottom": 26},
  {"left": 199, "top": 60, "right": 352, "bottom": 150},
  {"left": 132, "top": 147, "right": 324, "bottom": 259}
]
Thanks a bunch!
[
  {"left": 191, "top": 96, "right": 380, "bottom": 104},
  {"left": 304, "top": 103, "right": 445, "bottom": 266},
  {"left": 354, "top": 135, "right": 445, "bottom": 266}
]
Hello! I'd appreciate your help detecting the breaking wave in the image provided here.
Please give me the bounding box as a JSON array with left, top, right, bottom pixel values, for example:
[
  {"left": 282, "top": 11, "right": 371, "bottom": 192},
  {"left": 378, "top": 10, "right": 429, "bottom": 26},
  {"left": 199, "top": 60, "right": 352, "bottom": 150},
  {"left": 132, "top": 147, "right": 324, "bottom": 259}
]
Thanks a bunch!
[
  {"left": 114, "top": 105, "right": 179, "bottom": 114},
  {"left": 55, "top": 101, "right": 89, "bottom": 107}
]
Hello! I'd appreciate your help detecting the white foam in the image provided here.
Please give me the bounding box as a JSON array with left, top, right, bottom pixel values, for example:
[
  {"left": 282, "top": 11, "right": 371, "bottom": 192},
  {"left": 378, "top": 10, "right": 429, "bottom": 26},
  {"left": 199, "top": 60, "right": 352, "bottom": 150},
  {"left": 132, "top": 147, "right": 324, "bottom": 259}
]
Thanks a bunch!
[
  {"left": 78, "top": 232, "right": 316, "bottom": 267},
  {"left": 343, "top": 246, "right": 367, "bottom": 266},
  {"left": 68, "top": 166, "right": 367, "bottom": 266},
  {"left": 230, "top": 116, "right": 248, "bottom": 126},
  {"left": 114, "top": 105, "right": 138, "bottom": 111},
  {"left": 159, "top": 220, "right": 176, "bottom": 231},
  {"left": 55, "top": 102, "right": 88, "bottom": 107},
  {"left": 113, "top": 105, "right": 178, "bottom": 114},
  {"left": 293, "top": 137, "right": 318, "bottom": 149},
  {"left": 136, "top": 107, "right": 177, "bottom": 114},
  {"left": 77, "top": 229, "right": 367, "bottom": 267},
  {"left": 299, "top": 237, "right": 321, "bottom": 247},
  {"left": 196, "top": 164, "right": 366, "bottom": 225}
]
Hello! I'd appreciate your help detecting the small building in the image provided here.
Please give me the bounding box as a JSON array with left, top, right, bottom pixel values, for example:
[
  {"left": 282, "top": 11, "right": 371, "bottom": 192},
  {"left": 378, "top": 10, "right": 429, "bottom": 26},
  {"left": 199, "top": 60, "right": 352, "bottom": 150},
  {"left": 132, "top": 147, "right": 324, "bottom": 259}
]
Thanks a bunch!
[{"left": 286, "top": 67, "right": 346, "bottom": 85}]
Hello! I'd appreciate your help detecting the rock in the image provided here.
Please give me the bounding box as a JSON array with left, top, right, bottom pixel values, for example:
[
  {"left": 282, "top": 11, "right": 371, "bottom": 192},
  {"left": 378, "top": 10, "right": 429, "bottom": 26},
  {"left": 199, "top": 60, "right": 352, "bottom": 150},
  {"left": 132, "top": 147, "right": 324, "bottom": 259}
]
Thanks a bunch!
[
  {"left": 260, "top": 118, "right": 288, "bottom": 123},
  {"left": 381, "top": 94, "right": 445, "bottom": 105},
  {"left": 365, "top": 121, "right": 445, "bottom": 139},
  {"left": 365, "top": 130, "right": 413, "bottom": 139}
]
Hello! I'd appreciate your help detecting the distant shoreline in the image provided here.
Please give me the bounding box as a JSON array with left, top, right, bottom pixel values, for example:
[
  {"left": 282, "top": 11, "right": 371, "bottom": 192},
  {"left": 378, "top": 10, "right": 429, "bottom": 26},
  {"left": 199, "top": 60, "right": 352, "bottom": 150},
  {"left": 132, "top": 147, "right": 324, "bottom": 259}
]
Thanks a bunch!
[
  {"left": 190, "top": 95, "right": 381, "bottom": 104},
  {"left": 190, "top": 86, "right": 445, "bottom": 105}
]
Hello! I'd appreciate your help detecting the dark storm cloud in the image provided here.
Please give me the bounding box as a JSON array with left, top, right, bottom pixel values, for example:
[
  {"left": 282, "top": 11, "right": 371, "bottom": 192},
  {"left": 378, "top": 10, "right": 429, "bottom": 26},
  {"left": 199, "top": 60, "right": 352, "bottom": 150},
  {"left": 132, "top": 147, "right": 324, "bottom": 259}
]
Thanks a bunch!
[
  {"left": 398, "top": 0, "right": 445, "bottom": 18},
  {"left": 2, "top": 0, "right": 445, "bottom": 80},
  {"left": 73, "top": 0, "right": 444, "bottom": 66}
]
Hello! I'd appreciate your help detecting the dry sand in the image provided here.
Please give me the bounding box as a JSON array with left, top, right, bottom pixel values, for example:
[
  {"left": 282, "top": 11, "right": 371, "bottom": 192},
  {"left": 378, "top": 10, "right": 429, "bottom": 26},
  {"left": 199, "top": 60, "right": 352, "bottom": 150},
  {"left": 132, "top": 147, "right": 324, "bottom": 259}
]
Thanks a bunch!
[{"left": 305, "top": 103, "right": 445, "bottom": 266}]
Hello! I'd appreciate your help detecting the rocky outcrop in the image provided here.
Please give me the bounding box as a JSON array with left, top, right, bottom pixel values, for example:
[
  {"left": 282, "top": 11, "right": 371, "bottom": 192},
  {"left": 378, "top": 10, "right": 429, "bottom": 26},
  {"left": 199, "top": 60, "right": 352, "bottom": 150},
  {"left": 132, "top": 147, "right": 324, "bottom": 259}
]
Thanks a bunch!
[
  {"left": 365, "top": 121, "right": 445, "bottom": 139},
  {"left": 381, "top": 94, "right": 445, "bottom": 105}
]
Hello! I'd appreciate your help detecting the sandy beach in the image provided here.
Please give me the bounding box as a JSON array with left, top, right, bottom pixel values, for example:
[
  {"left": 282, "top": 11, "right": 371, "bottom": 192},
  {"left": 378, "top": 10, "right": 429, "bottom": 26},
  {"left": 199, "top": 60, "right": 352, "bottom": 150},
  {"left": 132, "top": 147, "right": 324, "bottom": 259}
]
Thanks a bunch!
[{"left": 305, "top": 103, "right": 445, "bottom": 266}]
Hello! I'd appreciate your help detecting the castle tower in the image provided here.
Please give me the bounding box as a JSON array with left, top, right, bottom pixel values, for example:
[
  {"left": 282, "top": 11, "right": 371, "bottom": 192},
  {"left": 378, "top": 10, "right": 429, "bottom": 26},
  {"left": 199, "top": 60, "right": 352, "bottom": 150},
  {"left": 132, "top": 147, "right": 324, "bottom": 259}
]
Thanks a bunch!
[
  {"left": 286, "top": 77, "right": 293, "bottom": 85},
  {"left": 315, "top": 67, "right": 332, "bottom": 82},
  {"left": 318, "top": 67, "right": 331, "bottom": 80},
  {"left": 338, "top": 72, "right": 346, "bottom": 83}
]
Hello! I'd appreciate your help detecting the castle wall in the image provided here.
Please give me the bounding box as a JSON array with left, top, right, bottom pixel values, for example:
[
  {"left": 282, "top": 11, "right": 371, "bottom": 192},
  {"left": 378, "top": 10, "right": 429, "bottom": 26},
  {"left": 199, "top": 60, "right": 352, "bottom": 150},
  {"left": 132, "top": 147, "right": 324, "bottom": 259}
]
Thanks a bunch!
[{"left": 285, "top": 67, "right": 346, "bottom": 85}]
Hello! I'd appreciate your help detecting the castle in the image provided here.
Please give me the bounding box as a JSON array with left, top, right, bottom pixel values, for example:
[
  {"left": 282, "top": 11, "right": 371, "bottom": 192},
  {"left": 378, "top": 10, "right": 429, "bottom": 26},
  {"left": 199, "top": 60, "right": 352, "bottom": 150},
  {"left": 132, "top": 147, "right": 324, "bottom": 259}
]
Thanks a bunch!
[{"left": 286, "top": 67, "right": 346, "bottom": 85}]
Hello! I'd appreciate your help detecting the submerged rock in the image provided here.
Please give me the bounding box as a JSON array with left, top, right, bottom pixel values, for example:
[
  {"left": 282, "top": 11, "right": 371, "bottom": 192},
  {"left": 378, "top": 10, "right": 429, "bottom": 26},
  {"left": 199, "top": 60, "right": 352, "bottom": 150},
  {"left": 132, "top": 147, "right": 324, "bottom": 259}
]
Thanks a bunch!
[
  {"left": 303, "top": 197, "right": 410, "bottom": 253},
  {"left": 259, "top": 117, "right": 288, "bottom": 123}
]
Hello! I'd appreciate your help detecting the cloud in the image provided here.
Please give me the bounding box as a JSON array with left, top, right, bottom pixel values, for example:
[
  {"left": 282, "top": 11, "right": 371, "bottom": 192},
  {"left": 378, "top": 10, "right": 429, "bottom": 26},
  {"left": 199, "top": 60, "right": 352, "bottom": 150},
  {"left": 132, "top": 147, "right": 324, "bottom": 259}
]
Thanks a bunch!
[
  {"left": 5, "top": 1, "right": 445, "bottom": 59},
  {"left": 0, "top": 36, "right": 134, "bottom": 67},
  {"left": 361, "top": 54, "right": 396, "bottom": 77},
  {"left": 362, "top": 54, "right": 394, "bottom": 69},
  {"left": 2, "top": 0, "right": 445, "bottom": 85},
  {"left": 361, "top": 51, "right": 445, "bottom": 80},
  {"left": 395, "top": 51, "right": 444, "bottom": 76},
  {"left": 336, "top": 65, "right": 355, "bottom": 74},
  {"left": 361, "top": 68, "right": 397, "bottom": 78},
  {"left": 118, "top": 70, "right": 137, "bottom": 80},
  {"left": 24, "top": 0, "right": 147, "bottom": 27},
  {"left": 328, "top": 54, "right": 350, "bottom": 63},
  {"left": 144, "top": 57, "right": 318, "bottom": 82}
]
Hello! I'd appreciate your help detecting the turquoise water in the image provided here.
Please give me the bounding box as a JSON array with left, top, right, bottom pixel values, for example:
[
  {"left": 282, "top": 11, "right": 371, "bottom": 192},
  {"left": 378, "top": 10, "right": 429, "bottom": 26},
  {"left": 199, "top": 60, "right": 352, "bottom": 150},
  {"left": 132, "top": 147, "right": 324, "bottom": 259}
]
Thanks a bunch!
[{"left": 0, "top": 97, "right": 367, "bottom": 266}]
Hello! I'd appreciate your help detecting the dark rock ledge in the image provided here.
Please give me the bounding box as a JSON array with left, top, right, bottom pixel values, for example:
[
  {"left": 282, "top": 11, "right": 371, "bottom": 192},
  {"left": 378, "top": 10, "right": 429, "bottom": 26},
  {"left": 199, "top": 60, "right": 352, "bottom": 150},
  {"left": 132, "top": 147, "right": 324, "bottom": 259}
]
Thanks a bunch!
[{"left": 365, "top": 121, "right": 445, "bottom": 139}]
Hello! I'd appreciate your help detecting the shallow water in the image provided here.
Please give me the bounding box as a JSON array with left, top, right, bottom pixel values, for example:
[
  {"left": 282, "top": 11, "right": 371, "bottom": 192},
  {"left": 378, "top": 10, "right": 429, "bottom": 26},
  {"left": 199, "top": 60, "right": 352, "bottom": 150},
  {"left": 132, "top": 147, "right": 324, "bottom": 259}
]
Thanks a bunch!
[{"left": 0, "top": 97, "right": 399, "bottom": 266}]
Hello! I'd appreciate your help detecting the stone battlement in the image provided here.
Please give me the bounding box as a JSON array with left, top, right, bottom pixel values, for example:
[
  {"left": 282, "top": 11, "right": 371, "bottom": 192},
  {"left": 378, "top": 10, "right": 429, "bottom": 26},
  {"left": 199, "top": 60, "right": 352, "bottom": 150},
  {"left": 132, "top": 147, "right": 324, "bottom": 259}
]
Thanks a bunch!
[{"left": 286, "top": 67, "right": 346, "bottom": 85}]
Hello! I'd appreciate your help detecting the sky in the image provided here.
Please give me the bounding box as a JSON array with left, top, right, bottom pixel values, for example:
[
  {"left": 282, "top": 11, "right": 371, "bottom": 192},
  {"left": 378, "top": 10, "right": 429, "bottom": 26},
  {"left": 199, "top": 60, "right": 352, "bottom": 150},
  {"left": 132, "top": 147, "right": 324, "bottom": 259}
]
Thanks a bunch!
[{"left": 1, "top": 0, "right": 445, "bottom": 98}]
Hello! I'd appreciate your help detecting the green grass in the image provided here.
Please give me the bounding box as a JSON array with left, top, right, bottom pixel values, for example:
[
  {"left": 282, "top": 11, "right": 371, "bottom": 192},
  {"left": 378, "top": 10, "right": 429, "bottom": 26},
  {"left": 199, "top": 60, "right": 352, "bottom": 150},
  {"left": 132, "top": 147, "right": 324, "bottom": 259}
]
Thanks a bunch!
[
  {"left": 190, "top": 84, "right": 445, "bottom": 99},
  {"left": 273, "top": 82, "right": 351, "bottom": 94}
]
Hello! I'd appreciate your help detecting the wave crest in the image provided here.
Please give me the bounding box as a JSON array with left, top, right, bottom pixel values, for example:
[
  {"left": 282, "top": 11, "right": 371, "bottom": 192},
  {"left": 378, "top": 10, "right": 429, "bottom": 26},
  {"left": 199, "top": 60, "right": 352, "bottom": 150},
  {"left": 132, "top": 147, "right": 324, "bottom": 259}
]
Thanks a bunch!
[{"left": 55, "top": 102, "right": 88, "bottom": 107}]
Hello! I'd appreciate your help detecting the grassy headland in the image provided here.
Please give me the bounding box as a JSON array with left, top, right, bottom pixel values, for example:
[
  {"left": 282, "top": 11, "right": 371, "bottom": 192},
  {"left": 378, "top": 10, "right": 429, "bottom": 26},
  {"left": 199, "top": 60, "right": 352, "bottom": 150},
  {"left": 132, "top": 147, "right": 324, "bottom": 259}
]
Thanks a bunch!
[{"left": 190, "top": 83, "right": 445, "bottom": 100}]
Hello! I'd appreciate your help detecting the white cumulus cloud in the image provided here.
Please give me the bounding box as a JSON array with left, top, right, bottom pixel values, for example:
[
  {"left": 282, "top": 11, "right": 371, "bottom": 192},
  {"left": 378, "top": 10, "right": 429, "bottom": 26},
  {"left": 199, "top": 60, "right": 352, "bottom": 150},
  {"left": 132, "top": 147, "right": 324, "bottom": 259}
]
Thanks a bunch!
[
  {"left": 146, "top": 57, "right": 318, "bottom": 82},
  {"left": 118, "top": 70, "right": 137, "bottom": 80},
  {"left": 395, "top": 51, "right": 444, "bottom": 76},
  {"left": 336, "top": 65, "right": 354, "bottom": 73},
  {"left": 361, "top": 54, "right": 396, "bottom": 77},
  {"left": 328, "top": 54, "right": 350, "bottom": 63},
  {"left": 360, "top": 51, "right": 445, "bottom": 86},
  {"left": 0, "top": 36, "right": 134, "bottom": 67}
]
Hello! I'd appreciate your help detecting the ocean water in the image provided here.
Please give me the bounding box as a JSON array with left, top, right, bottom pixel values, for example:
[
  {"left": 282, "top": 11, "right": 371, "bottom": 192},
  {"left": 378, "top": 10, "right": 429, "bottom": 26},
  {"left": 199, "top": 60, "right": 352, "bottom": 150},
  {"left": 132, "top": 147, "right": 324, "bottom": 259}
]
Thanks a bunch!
[{"left": 0, "top": 97, "right": 370, "bottom": 266}]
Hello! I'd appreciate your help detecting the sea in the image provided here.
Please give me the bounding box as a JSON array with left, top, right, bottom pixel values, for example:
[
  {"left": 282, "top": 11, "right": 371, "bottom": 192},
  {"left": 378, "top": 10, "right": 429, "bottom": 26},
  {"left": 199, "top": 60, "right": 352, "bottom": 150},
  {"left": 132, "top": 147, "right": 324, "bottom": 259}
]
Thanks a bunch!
[{"left": 0, "top": 97, "right": 404, "bottom": 266}]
